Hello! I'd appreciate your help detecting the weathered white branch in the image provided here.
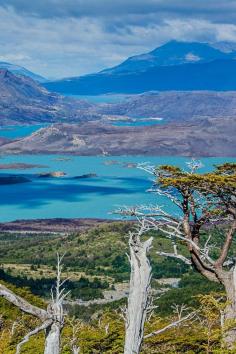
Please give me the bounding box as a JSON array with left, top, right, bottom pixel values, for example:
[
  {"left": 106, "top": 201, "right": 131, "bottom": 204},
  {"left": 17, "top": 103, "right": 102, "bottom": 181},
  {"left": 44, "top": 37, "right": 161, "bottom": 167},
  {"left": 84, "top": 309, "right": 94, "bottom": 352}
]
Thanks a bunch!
[
  {"left": 186, "top": 159, "right": 204, "bottom": 174},
  {"left": 144, "top": 311, "right": 196, "bottom": 339},
  {"left": 156, "top": 251, "right": 191, "bottom": 265},
  {"left": 138, "top": 217, "right": 216, "bottom": 267},
  {"left": 0, "top": 253, "right": 69, "bottom": 354},
  {"left": 16, "top": 320, "right": 52, "bottom": 354},
  {"left": 104, "top": 323, "right": 109, "bottom": 335},
  {"left": 137, "top": 163, "right": 156, "bottom": 176},
  {"left": 0, "top": 283, "right": 48, "bottom": 321},
  {"left": 148, "top": 188, "right": 183, "bottom": 209},
  {"left": 67, "top": 317, "right": 81, "bottom": 354},
  {"left": 117, "top": 204, "right": 217, "bottom": 269},
  {"left": 45, "top": 253, "right": 68, "bottom": 354}
]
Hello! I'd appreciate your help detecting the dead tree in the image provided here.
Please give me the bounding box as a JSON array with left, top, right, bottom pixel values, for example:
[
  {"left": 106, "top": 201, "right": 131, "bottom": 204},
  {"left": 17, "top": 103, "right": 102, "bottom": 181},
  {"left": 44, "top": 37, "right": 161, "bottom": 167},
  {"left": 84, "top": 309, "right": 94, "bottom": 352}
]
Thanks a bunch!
[
  {"left": 121, "top": 220, "right": 153, "bottom": 354},
  {"left": 0, "top": 253, "right": 68, "bottom": 354},
  {"left": 66, "top": 317, "right": 81, "bottom": 354},
  {"left": 119, "top": 161, "right": 236, "bottom": 349}
]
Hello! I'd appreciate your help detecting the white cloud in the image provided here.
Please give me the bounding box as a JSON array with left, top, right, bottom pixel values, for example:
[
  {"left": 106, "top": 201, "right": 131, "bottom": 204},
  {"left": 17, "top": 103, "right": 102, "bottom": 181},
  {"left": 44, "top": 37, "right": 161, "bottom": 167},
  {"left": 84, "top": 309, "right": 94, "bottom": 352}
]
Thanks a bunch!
[
  {"left": 0, "top": 53, "right": 31, "bottom": 61},
  {"left": 0, "top": 6, "right": 236, "bottom": 78}
]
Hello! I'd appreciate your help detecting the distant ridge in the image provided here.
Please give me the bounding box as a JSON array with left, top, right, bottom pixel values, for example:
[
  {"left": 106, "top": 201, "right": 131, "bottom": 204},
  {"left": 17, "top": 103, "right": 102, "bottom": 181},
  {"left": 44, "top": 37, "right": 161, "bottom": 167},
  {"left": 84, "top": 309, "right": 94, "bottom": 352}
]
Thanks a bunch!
[
  {"left": 44, "top": 59, "right": 236, "bottom": 94},
  {"left": 101, "top": 40, "right": 232, "bottom": 73},
  {"left": 44, "top": 41, "right": 236, "bottom": 94},
  {"left": 0, "top": 61, "right": 47, "bottom": 82}
]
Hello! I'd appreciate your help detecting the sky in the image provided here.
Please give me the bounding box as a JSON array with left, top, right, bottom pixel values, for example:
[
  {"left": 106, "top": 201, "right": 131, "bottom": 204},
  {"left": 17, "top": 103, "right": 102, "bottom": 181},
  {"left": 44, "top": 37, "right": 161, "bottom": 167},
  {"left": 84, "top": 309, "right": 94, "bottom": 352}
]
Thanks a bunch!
[{"left": 0, "top": 0, "right": 236, "bottom": 79}]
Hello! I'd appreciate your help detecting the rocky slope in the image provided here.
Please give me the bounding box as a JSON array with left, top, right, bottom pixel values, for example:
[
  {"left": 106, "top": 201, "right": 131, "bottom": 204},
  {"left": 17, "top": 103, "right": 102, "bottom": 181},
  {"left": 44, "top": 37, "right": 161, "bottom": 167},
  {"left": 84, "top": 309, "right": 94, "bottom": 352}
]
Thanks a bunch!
[
  {"left": 0, "top": 69, "right": 101, "bottom": 125},
  {"left": 99, "top": 91, "right": 236, "bottom": 121},
  {"left": 0, "top": 119, "right": 235, "bottom": 157}
]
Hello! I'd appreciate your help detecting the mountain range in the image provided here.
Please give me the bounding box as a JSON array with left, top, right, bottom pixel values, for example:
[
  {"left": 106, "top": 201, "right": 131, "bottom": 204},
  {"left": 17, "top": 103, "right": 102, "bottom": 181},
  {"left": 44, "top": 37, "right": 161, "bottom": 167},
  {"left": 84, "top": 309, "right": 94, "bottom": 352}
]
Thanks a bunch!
[
  {"left": 2, "top": 68, "right": 236, "bottom": 125},
  {"left": 1, "top": 68, "right": 236, "bottom": 125},
  {"left": 44, "top": 41, "right": 236, "bottom": 94}
]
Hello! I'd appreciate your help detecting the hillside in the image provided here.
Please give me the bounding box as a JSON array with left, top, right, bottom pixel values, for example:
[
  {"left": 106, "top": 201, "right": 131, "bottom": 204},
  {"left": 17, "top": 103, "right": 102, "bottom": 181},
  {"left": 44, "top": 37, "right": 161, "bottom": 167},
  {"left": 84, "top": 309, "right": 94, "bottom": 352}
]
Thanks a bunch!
[
  {"left": 0, "top": 118, "right": 235, "bottom": 156},
  {"left": 44, "top": 41, "right": 236, "bottom": 95},
  {"left": 0, "top": 220, "right": 225, "bottom": 353},
  {"left": 0, "top": 221, "right": 220, "bottom": 302},
  {"left": 0, "top": 69, "right": 101, "bottom": 124},
  {"left": 99, "top": 91, "right": 236, "bottom": 120}
]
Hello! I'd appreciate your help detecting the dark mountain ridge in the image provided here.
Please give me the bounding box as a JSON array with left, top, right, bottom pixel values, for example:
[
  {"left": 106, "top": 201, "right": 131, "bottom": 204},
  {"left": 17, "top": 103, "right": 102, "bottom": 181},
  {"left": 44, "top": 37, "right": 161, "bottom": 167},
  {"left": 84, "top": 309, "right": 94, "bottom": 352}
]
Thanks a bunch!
[
  {"left": 44, "top": 41, "right": 236, "bottom": 95},
  {"left": 45, "top": 58, "right": 236, "bottom": 95},
  {"left": 101, "top": 40, "right": 233, "bottom": 74}
]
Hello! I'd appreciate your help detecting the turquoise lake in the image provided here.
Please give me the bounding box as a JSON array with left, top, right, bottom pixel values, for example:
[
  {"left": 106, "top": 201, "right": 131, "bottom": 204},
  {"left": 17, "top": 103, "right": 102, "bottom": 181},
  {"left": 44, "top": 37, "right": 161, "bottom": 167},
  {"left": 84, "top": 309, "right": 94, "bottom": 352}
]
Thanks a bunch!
[
  {"left": 112, "top": 119, "right": 164, "bottom": 127},
  {"left": 0, "top": 155, "right": 235, "bottom": 222},
  {"left": 0, "top": 124, "right": 49, "bottom": 139}
]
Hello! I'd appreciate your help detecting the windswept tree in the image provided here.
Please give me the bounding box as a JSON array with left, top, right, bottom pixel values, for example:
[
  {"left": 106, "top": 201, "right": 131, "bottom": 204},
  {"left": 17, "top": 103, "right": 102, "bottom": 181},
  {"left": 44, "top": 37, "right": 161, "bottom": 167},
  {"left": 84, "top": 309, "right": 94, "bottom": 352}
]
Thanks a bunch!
[
  {"left": 0, "top": 253, "right": 68, "bottom": 354},
  {"left": 120, "top": 161, "right": 236, "bottom": 349}
]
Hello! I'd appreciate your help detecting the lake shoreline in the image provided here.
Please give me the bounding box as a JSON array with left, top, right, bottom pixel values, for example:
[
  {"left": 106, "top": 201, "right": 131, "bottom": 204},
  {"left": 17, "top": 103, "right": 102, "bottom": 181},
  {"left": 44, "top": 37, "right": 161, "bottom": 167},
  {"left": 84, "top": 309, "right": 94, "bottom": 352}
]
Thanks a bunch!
[{"left": 0, "top": 217, "right": 120, "bottom": 233}]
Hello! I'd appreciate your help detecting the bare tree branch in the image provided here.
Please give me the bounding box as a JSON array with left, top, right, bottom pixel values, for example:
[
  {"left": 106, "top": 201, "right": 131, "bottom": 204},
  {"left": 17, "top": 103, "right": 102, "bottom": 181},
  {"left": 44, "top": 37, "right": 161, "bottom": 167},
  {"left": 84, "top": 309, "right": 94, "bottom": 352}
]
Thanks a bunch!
[
  {"left": 156, "top": 251, "right": 191, "bottom": 265},
  {"left": 0, "top": 283, "right": 48, "bottom": 321},
  {"left": 16, "top": 320, "right": 52, "bottom": 354},
  {"left": 144, "top": 311, "right": 197, "bottom": 339}
]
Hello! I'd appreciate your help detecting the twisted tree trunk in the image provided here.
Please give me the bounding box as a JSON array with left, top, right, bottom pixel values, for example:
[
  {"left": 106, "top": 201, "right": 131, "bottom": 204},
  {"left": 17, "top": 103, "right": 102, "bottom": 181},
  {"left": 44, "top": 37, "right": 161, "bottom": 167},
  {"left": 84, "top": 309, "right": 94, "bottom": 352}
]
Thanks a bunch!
[
  {"left": 44, "top": 301, "right": 63, "bottom": 354},
  {"left": 124, "top": 233, "right": 153, "bottom": 354},
  {"left": 44, "top": 322, "right": 61, "bottom": 354},
  {"left": 220, "top": 266, "right": 236, "bottom": 349}
]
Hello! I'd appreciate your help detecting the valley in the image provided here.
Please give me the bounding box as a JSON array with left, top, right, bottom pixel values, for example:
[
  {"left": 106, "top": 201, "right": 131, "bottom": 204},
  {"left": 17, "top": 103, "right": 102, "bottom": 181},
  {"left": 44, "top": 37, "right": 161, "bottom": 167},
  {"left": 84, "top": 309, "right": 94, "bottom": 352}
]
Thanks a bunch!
[
  {"left": 0, "top": 36, "right": 235, "bottom": 353},
  {"left": 0, "top": 220, "right": 220, "bottom": 305}
]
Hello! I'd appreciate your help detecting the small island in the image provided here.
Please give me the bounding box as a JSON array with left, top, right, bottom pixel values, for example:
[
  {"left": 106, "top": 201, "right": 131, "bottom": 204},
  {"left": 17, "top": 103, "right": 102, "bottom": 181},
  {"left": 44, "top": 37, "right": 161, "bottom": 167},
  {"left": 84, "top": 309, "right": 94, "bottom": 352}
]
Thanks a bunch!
[
  {"left": 0, "top": 175, "right": 31, "bottom": 184},
  {"left": 0, "top": 163, "right": 48, "bottom": 170},
  {"left": 38, "top": 171, "right": 67, "bottom": 178},
  {"left": 73, "top": 173, "right": 97, "bottom": 179}
]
